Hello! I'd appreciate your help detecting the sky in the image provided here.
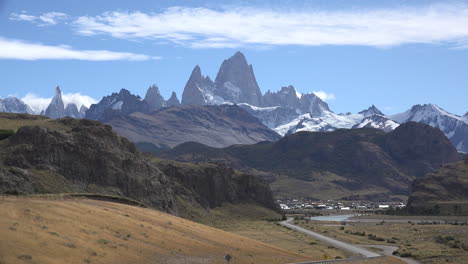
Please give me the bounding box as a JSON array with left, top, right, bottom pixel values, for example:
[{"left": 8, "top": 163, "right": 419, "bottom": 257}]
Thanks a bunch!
[{"left": 0, "top": 0, "right": 467, "bottom": 115}]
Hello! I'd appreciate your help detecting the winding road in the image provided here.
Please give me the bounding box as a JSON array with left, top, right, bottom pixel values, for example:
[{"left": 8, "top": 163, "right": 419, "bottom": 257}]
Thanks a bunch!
[
  {"left": 280, "top": 218, "right": 380, "bottom": 257},
  {"left": 280, "top": 218, "right": 421, "bottom": 264}
]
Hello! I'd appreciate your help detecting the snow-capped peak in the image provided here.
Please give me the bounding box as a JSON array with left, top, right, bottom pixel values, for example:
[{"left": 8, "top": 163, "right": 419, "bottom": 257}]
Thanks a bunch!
[
  {"left": 390, "top": 104, "right": 464, "bottom": 123},
  {"left": 358, "top": 105, "right": 384, "bottom": 117}
]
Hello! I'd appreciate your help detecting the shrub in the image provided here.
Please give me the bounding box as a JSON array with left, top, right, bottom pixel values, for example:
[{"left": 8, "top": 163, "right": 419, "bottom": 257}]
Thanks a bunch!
[{"left": 0, "top": 130, "right": 15, "bottom": 141}]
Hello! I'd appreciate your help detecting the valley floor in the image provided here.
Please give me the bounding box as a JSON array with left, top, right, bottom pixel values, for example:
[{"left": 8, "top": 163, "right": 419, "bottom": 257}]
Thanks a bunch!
[
  {"left": 0, "top": 196, "right": 428, "bottom": 264},
  {"left": 295, "top": 217, "right": 468, "bottom": 264}
]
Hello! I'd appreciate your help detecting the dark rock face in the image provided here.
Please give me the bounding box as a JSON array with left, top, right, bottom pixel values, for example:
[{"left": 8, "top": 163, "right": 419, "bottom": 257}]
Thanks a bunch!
[
  {"left": 64, "top": 103, "right": 80, "bottom": 118},
  {"left": 391, "top": 104, "right": 468, "bottom": 153},
  {"left": 181, "top": 65, "right": 214, "bottom": 105},
  {"left": 214, "top": 52, "right": 263, "bottom": 106},
  {"left": 358, "top": 105, "right": 384, "bottom": 117},
  {"left": 156, "top": 161, "right": 280, "bottom": 212},
  {"left": 0, "top": 114, "right": 281, "bottom": 218},
  {"left": 263, "top": 86, "right": 301, "bottom": 109},
  {"left": 385, "top": 122, "right": 460, "bottom": 176},
  {"left": 45, "top": 86, "right": 65, "bottom": 119},
  {"left": 0, "top": 119, "right": 176, "bottom": 212},
  {"left": 166, "top": 92, "right": 180, "bottom": 107},
  {"left": 106, "top": 104, "right": 281, "bottom": 149},
  {"left": 144, "top": 85, "right": 166, "bottom": 110},
  {"left": 407, "top": 155, "right": 468, "bottom": 215},
  {"left": 163, "top": 123, "right": 461, "bottom": 199},
  {"left": 85, "top": 89, "right": 150, "bottom": 121}
]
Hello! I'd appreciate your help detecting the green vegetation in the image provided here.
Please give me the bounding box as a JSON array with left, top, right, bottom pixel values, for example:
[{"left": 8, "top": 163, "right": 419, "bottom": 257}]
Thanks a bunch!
[{"left": 0, "top": 129, "right": 15, "bottom": 140}]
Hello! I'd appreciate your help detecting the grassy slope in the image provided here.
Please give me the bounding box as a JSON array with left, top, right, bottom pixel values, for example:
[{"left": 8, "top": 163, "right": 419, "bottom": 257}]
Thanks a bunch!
[
  {"left": 0, "top": 113, "right": 68, "bottom": 132},
  {"left": 0, "top": 197, "right": 310, "bottom": 264}
]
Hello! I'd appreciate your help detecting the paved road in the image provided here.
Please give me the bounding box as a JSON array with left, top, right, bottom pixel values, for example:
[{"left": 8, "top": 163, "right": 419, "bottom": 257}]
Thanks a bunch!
[
  {"left": 280, "top": 218, "right": 380, "bottom": 258},
  {"left": 281, "top": 218, "right": 421, "bottom": 264},
  {"left": 359, "top": 245, "right": 421, "bottom": 264}
]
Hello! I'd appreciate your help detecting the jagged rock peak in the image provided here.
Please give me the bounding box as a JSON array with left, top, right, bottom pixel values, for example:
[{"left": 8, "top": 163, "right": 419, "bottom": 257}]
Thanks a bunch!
[
  {"left": 214, "top": 51, "right": 263, "bottom": 106},
  {"left": 79, "top": 105, "right": 88, "bottom": 118},
  {"left": 0, "top": 97, "right": 33, "bottom": 114},
  {"left": 359, "top": 105, "right": 384, "bottom": 116},
  {"left": 65, "top": 103, "right": 80, "bottom": 118},
  {"left": 45, "top": 85, "right": 65, "bottom": 118},
  {"left": 181, "top": 65, "right": 213, "bottom": 105},
  {"left": 166, "top": 91, "right": 181, "bottom": 107},
  {"left": 263, "top": 85, "right": 301, "bottom": 109},
  {"left": 79, "top": 105, "right": 88, "bottom": 113},
  {"left": 144, "top": 84, "right": 165, "bottom": 110},
  {"left": 85, "top": 88, "right": 149, "bottom": 121}
]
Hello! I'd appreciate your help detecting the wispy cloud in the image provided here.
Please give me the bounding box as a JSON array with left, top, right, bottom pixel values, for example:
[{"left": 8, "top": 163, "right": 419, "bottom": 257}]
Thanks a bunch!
[
  {"left": 10, "top": 11, "right": 68, "bottom": 25},
  {"left": 21, "top": 92, "right": 97, "bottom": 113},
  {"left": 0, "top": 37, "right": 160, "bottom": 61},
  {"left": 67, "top": 3, "right": 468, "bottom": 48},
  {"left": 313, "top": 91, "right": 335, "bottom": 102}
]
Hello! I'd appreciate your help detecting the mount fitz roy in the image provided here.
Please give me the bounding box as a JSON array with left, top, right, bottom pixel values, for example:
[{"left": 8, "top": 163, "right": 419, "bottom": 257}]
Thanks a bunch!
[{"left": 1, "top": 51, "right": 467, "bottom": 152}]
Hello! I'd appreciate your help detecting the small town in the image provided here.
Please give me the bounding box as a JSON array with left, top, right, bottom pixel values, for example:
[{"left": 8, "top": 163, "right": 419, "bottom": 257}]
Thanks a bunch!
[{"left": 278, "top": 198, "right": 405, "bottom": 211}]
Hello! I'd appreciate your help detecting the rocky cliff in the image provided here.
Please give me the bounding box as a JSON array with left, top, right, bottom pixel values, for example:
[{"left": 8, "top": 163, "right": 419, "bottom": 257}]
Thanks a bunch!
[
  {"left": 407, "top": 155, "right": 468, "bottom": 215},
  {"left": 0, "top": 118, "right": 176, "bottom": 212},
  {"left": 0, "top": 113, "right": 280, "bottom": 217},
  {"left": 85, "top": 89, "right": 150, "bottom": 121},
  {"left": 162, "top": 122, "right": 460, "bottom": 200}
]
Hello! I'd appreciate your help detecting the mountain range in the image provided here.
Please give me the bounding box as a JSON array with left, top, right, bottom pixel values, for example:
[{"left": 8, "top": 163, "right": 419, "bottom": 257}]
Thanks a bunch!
[
  {"left": 161, "top": 122, "right": 461, "bottom": 201},
  {"left": 0, "top": 113, "right": 279, "bottom": 219},
  {"left": 1, "top": 51, "right": 467, "bottom": 152}
]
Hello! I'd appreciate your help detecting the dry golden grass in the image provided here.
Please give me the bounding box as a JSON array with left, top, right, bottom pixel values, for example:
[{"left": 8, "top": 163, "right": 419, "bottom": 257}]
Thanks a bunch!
[
  {"left": 220, "top": 219, "right": 351, "bottom": 260},
  {"left": 297, "top": 220, "right": 468, "bottom": 264},
  {"left": 1, "top": 197, "right": 312, "bottom": 264},
  {"left": 0, "top": 114, "right": 70, "bottom": 132}
]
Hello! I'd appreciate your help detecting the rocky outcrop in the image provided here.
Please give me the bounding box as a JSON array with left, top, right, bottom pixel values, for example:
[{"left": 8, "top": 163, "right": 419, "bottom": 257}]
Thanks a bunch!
[
  {"left": 156, "top": 160, "right": 280, "bottom": 212},
  {"left": 391, "top": 104, "right": 468, "bottom": 153},
  {"left": 0, "top": 97, "right": 33, "bottom": 114},
  {"left": 181, "top": 65, "right": 214, "bottom": 105},
  {"left": 45, "top": 86, "right": 65, "bottom": 118},
  {"left": 144, "top": 85, "right": 166, "bottom": 110},
  {"left": 0, "top": 118, "right": 176, "bottom": 212},
  {"left": 64, "top": 103, "right": 80, "bottom": 118},
  {"left": 79, "top": 105, "right": 88, "bottom": 118},
  {"left": 385, "top": 122, "right": 460, "bottom": 176},
  {"left": 214, "top": 52, "right": 263, "bottom": 106},
  {"left": 163, "top": 122, "right": 461, "bottom": 200},
  {"left": 407, "top": 155, "right": 468, "bottom": 215},
  {"left": 166, "top": 92, "right": 180, "bottom": 107},
  {"left": 106, "top": 104, "right": 281, "bottom": 149},
  {"left": 263, "top": 86, "right": 301, "bottom": 109},
  {"left": 85, "top": 89, "right": 150, "bottom": 121},
  {"left": 0, "top": 113, "right": 281, "bottom": 217},
  {"left": 358, "top": 105, "right": 384, "bottom": 117}
]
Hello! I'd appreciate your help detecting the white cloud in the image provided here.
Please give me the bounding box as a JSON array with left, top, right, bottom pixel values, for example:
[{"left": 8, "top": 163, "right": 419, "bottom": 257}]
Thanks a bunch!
[
  {"left": 69, "top": 4, "right": 468, "bottom": 48},
  {"left": 313, "top": 91, "right": 335, "bottom": 101},
  {"left": 10, "top": 11, "right": 68, "bottom": 25},
  {"left": 21, "top": 92, "right": 97, "bottom": 114},
  {"left": 38, "top": 12, "right": 68, "bottom": 25},
  {"left": 0, "top": 37, "right": 159, "bottom": 61}
]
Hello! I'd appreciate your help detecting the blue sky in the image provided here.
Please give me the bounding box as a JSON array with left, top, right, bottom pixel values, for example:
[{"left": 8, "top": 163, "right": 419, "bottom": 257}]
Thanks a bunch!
[{"left": 0, "top": 0, "right": 467, "bottom": 115}]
